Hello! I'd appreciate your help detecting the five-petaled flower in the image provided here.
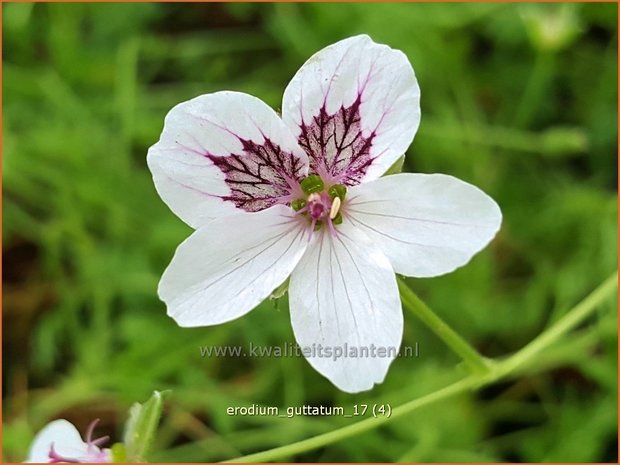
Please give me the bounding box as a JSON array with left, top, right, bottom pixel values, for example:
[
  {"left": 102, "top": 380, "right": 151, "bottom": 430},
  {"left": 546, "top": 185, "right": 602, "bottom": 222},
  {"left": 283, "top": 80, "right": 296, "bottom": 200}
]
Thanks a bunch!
[
  {"left": 148, "top": 35, "right": 502, "bottom": 393},
  {"left": 26, "top": 419, "right": 111, "bottom": 463}
]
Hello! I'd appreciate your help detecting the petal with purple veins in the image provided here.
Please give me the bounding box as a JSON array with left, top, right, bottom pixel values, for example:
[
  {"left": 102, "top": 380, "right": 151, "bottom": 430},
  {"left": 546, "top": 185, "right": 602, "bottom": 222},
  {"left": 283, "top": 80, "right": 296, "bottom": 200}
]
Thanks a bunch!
[
  {"left": 148, "top": 91, "right": 309, "bottom": 228},
  {"left": 282, "top": 35, "right": 420, "bottom": 186}
]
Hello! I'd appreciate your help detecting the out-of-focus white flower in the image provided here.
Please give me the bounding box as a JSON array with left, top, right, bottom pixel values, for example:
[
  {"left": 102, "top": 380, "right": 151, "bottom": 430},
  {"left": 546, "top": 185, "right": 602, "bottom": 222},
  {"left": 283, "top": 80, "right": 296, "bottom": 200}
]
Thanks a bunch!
[{"left": 26, "top": 419, "right": 110, "bottom": 463}]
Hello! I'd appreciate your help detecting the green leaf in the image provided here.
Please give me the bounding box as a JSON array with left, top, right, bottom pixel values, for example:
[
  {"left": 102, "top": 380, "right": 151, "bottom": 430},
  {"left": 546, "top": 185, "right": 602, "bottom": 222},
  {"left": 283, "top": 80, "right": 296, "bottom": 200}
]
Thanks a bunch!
[
  {"left": 383, "top": 155, "right": 405, "bottom": 176},
  {"left": 123, "top": 390, "right": 169, "bottom": 462}
]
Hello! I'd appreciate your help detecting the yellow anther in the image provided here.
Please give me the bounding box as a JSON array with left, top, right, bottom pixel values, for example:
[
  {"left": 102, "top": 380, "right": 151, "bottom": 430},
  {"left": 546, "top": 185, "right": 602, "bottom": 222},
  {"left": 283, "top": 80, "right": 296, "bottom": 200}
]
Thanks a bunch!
[{"left": 329, "top": 197, "right": 341, "bottom": 220}]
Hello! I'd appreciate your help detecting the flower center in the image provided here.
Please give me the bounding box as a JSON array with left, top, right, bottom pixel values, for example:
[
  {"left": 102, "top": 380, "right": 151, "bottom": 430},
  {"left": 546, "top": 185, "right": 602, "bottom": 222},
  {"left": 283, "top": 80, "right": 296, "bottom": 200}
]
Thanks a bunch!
[
  {"left": 291, "top": 176, "right": 346, "bottom": 231},
  {"left": 307, "top": 193, "right": 329, "bottom": 220}
]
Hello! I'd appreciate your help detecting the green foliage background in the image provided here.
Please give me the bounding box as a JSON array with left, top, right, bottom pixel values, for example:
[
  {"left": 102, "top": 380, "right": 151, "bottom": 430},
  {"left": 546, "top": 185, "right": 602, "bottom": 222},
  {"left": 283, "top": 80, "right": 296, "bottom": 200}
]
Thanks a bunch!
[{"left": 3, "top": 2, "right": 618, "bottom": 462}]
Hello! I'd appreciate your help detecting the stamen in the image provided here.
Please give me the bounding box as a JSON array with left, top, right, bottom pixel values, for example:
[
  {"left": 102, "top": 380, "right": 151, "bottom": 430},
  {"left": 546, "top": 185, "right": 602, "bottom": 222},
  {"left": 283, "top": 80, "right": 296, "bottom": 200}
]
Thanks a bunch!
[
  {"left": 294, "top": 205, "right": 309, "bottom": 215},
  {"left": 90, "top": 436, "right": 110, "bottom": 447},
  {"left": 327, "top": 216, "right": 337, "bottom": 237},
  {"left": 85, "top": 419, "right": 100, "bottom": 444},
  {"left": 48, "top": 443, "right": 79, "bottom": 463},
  {"left": 329, "top": 197, "right": 341, "bottom": 220}
]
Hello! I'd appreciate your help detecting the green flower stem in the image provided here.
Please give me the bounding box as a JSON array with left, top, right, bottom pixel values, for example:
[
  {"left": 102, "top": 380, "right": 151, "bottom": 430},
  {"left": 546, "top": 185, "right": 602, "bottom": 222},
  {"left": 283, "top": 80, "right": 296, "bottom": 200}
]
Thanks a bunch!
[
  {"left": 397, "top": 278, "right": 492, "bottom": 374},
  {"left": 496, "top": 271, "right": 618, "bottom": 377},
  {"left": 224, "top": 377, "right": 477, "bottom": 464},
  {"left": 224, "top": 271, "right": 617, "bottom": 464}
]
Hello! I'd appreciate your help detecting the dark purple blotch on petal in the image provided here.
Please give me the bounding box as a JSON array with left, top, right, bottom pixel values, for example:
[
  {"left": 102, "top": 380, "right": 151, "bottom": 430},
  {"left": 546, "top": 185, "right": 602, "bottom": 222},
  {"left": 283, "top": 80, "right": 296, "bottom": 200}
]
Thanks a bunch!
[
  {"left": 298, "top": 95, "right": 375, "bottom": 186},
  {"left": 208, "top": 138, "right": 305, "bottom": 212}
]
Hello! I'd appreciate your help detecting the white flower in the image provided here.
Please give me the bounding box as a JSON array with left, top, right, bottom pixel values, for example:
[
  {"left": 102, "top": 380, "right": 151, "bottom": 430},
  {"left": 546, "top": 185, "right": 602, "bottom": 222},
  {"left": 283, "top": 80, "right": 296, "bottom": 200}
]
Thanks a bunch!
[
  {"left": 26, "top": 419, "right": 110, "bottom": 463},
  {"left": 147, "top": 35, "right": 502, "bottom": 393}
]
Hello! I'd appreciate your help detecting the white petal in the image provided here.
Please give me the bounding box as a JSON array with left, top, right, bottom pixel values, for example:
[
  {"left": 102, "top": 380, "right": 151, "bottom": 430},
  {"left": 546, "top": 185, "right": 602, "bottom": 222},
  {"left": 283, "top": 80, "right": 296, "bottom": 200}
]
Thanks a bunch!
[
  {"left": 288, "top": 223, "right": 403, "bottom": 393},
  {"left": 148, "top": 91, "right": 309, "bottom": 228},
  {"left": 159, "top": 205, "right": 310, "bottom": 327},
  {"left": 346, "top": 173, "right": 502, "bottom": 278},
  {"left": 26, "top": 420, "right": 87, "bottom": 463},
  {"left": 282, "top": 35, "right": 420, "bottom": 185}
]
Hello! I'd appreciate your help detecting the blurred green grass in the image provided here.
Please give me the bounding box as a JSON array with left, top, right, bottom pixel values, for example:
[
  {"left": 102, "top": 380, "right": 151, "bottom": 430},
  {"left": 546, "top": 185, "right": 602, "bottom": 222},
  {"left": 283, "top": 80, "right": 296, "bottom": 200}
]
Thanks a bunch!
[{"left": 2, "top": 2, "right": 617, "bottom": 462}]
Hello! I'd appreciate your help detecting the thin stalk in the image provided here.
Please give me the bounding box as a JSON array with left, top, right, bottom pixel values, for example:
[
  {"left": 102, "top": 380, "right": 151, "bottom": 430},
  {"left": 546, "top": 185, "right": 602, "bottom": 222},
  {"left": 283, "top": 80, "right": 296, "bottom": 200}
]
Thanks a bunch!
[
  {"left": 224, "top": 377, "right": 477, "bottom": 463},
  {"left": 224, "top": 272, "right": 617, "bottom": 463},
  {"left": 513, "top": 51, "right": 555, "bottom": 128},
  {"left": 496, "top": 271, "right": 618, "bottom": 377},
  {"left": 398, "top": 278, "right": 492, "bottom": 374}
]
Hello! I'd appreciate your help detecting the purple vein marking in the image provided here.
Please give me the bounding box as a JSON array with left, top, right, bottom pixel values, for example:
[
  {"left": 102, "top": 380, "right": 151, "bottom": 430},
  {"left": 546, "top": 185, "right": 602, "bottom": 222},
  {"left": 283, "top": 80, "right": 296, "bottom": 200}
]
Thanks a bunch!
[
  {"left": 207, "top": 137, "right": 305, "bottom": 212},
  {"left": 298, "top": 95, "right": 375, "bottom": 186}
]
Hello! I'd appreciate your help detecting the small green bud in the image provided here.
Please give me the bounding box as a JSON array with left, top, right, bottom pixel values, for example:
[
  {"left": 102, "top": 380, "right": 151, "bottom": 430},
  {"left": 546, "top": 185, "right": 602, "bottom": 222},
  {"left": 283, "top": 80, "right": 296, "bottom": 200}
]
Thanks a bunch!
[
  {"left": 521, "top": 4, "right": 581, "bottom": 53},
  {"left": 291, "top": 198, "right": 307, "bottom": 211},
  {"left": 270, "top": 278, "right": 289, "bottom": 299},
  {"left": 300, "top": 175, "right": 324, "bottom": 195},
  {"left": 332, "top": 213, "right": 343, "bottom": 225},
  {"left": 384, "top": 155, "right": 405, "bottom": 176},
  {"left": 111, "top": 443, "right": 127, "bottom": 463},
  {"left": 328, "top": 184, "right": 347, "bottom": 200}
]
